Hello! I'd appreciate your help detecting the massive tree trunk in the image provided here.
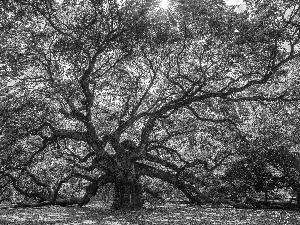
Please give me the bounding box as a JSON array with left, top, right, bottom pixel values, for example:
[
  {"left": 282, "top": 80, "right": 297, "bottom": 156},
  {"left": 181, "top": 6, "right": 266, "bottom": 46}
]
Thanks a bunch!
[
  {"left": 112, "top": 177, "right": 143, "bottom": 210},
  {"left": 112, "top": 166, "right": 143, "bottom": 210},
  {"left": 110, "top": 139, "right": 145, "bottom": 210},
  {"left": 296, "top": 191, "right": 300, "bottom": 207}
]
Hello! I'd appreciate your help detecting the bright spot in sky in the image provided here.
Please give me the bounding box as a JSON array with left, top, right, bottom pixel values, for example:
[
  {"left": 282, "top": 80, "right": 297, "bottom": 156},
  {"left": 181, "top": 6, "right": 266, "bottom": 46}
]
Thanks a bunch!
[
  {"left": 225, "top": 0, "right": 246, "bottom": 13},
  {"left": 225, "top": 0, "right": 244, "bottom": 5},
  {"left": 159, "top": 0, "right": 170, "bottom": 10},
  {"left": 55, "top": 0, "right": 64, "bottom": 4}
]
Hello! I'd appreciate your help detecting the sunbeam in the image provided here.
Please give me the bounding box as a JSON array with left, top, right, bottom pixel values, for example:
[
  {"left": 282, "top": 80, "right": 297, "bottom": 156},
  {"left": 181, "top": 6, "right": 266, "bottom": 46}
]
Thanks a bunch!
[{"left": 159, "top": 0, "right": 170, "bottom": 10}]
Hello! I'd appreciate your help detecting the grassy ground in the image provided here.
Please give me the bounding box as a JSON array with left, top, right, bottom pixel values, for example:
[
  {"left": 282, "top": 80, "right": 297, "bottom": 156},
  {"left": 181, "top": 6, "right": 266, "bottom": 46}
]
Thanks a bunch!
[{"left": 1, "top": 201, "right": 300, "bottom": 224}]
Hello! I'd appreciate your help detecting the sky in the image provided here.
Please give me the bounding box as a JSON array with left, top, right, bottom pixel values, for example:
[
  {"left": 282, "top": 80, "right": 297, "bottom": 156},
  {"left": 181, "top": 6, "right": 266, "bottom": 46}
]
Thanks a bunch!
[
  {"left": 54, "top": 0, "right": 248, "bottom": 13},
  {"left": 225, "top": 0, "right": 247, "bottom": 13},
  {"left": 225, "top": 0, "right": 244, "bottom": 5}
]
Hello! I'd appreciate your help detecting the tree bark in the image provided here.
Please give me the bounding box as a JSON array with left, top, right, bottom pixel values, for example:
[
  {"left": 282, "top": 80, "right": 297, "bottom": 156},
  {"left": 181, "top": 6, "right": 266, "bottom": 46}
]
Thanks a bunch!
[
  {"left": 264, "top": 190, "right": 268, "bottom": 204},
  {"left": 296, "top": 192, "right": 300, "bottom": 207},
  {"left": 112, "top": 170, "right": 143, "bottom": 210}
]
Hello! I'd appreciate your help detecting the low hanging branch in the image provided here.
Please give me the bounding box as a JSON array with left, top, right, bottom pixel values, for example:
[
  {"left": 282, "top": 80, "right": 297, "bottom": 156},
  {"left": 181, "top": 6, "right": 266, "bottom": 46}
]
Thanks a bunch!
[{"left": 137, "top": 162, "right": 213, "bottom": 205}]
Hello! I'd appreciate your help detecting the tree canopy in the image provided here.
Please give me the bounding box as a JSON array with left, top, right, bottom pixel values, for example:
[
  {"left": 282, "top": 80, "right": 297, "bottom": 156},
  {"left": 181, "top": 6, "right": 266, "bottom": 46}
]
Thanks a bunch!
[{"left": 1, "top": 0, "right": 300, "bottom": 210}]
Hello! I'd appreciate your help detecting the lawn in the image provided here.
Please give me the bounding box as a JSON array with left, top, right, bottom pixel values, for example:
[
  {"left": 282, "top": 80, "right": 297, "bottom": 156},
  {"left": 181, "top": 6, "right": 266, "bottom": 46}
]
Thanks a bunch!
[{"left": 1, "top": 202, "right": 300, "bottom": 224}]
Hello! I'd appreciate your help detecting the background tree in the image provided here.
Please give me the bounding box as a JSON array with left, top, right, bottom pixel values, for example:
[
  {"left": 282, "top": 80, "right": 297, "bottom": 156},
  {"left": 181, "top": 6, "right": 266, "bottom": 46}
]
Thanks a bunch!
[{"left": 222, "top": 95, "right": 300, "bottom": 208}]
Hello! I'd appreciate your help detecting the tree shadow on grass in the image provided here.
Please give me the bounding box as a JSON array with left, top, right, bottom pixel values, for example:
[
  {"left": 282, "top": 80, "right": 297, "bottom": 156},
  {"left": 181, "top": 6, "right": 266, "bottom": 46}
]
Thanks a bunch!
[
  {"left": 0, "top": 202, "right": 110, "bottom": 225},
  {"left": 1, "top": 202, "right": 300, "bottom": 225}
]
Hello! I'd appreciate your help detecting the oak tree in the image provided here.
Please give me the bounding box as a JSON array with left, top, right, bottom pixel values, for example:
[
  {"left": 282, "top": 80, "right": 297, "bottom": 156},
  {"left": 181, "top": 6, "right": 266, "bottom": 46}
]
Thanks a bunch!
[{"left": 1, "top": 0, "right": 300, "bottom": 209}]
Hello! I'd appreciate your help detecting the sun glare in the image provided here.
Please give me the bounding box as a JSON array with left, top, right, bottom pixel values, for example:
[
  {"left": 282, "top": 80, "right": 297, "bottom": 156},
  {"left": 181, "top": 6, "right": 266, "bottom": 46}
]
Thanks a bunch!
[
  {"left": 159, "top": 0, "right": 170, "bottom": 10},
  {"left": 148, "top": 0, "right": 179, "bottom": 27}
]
